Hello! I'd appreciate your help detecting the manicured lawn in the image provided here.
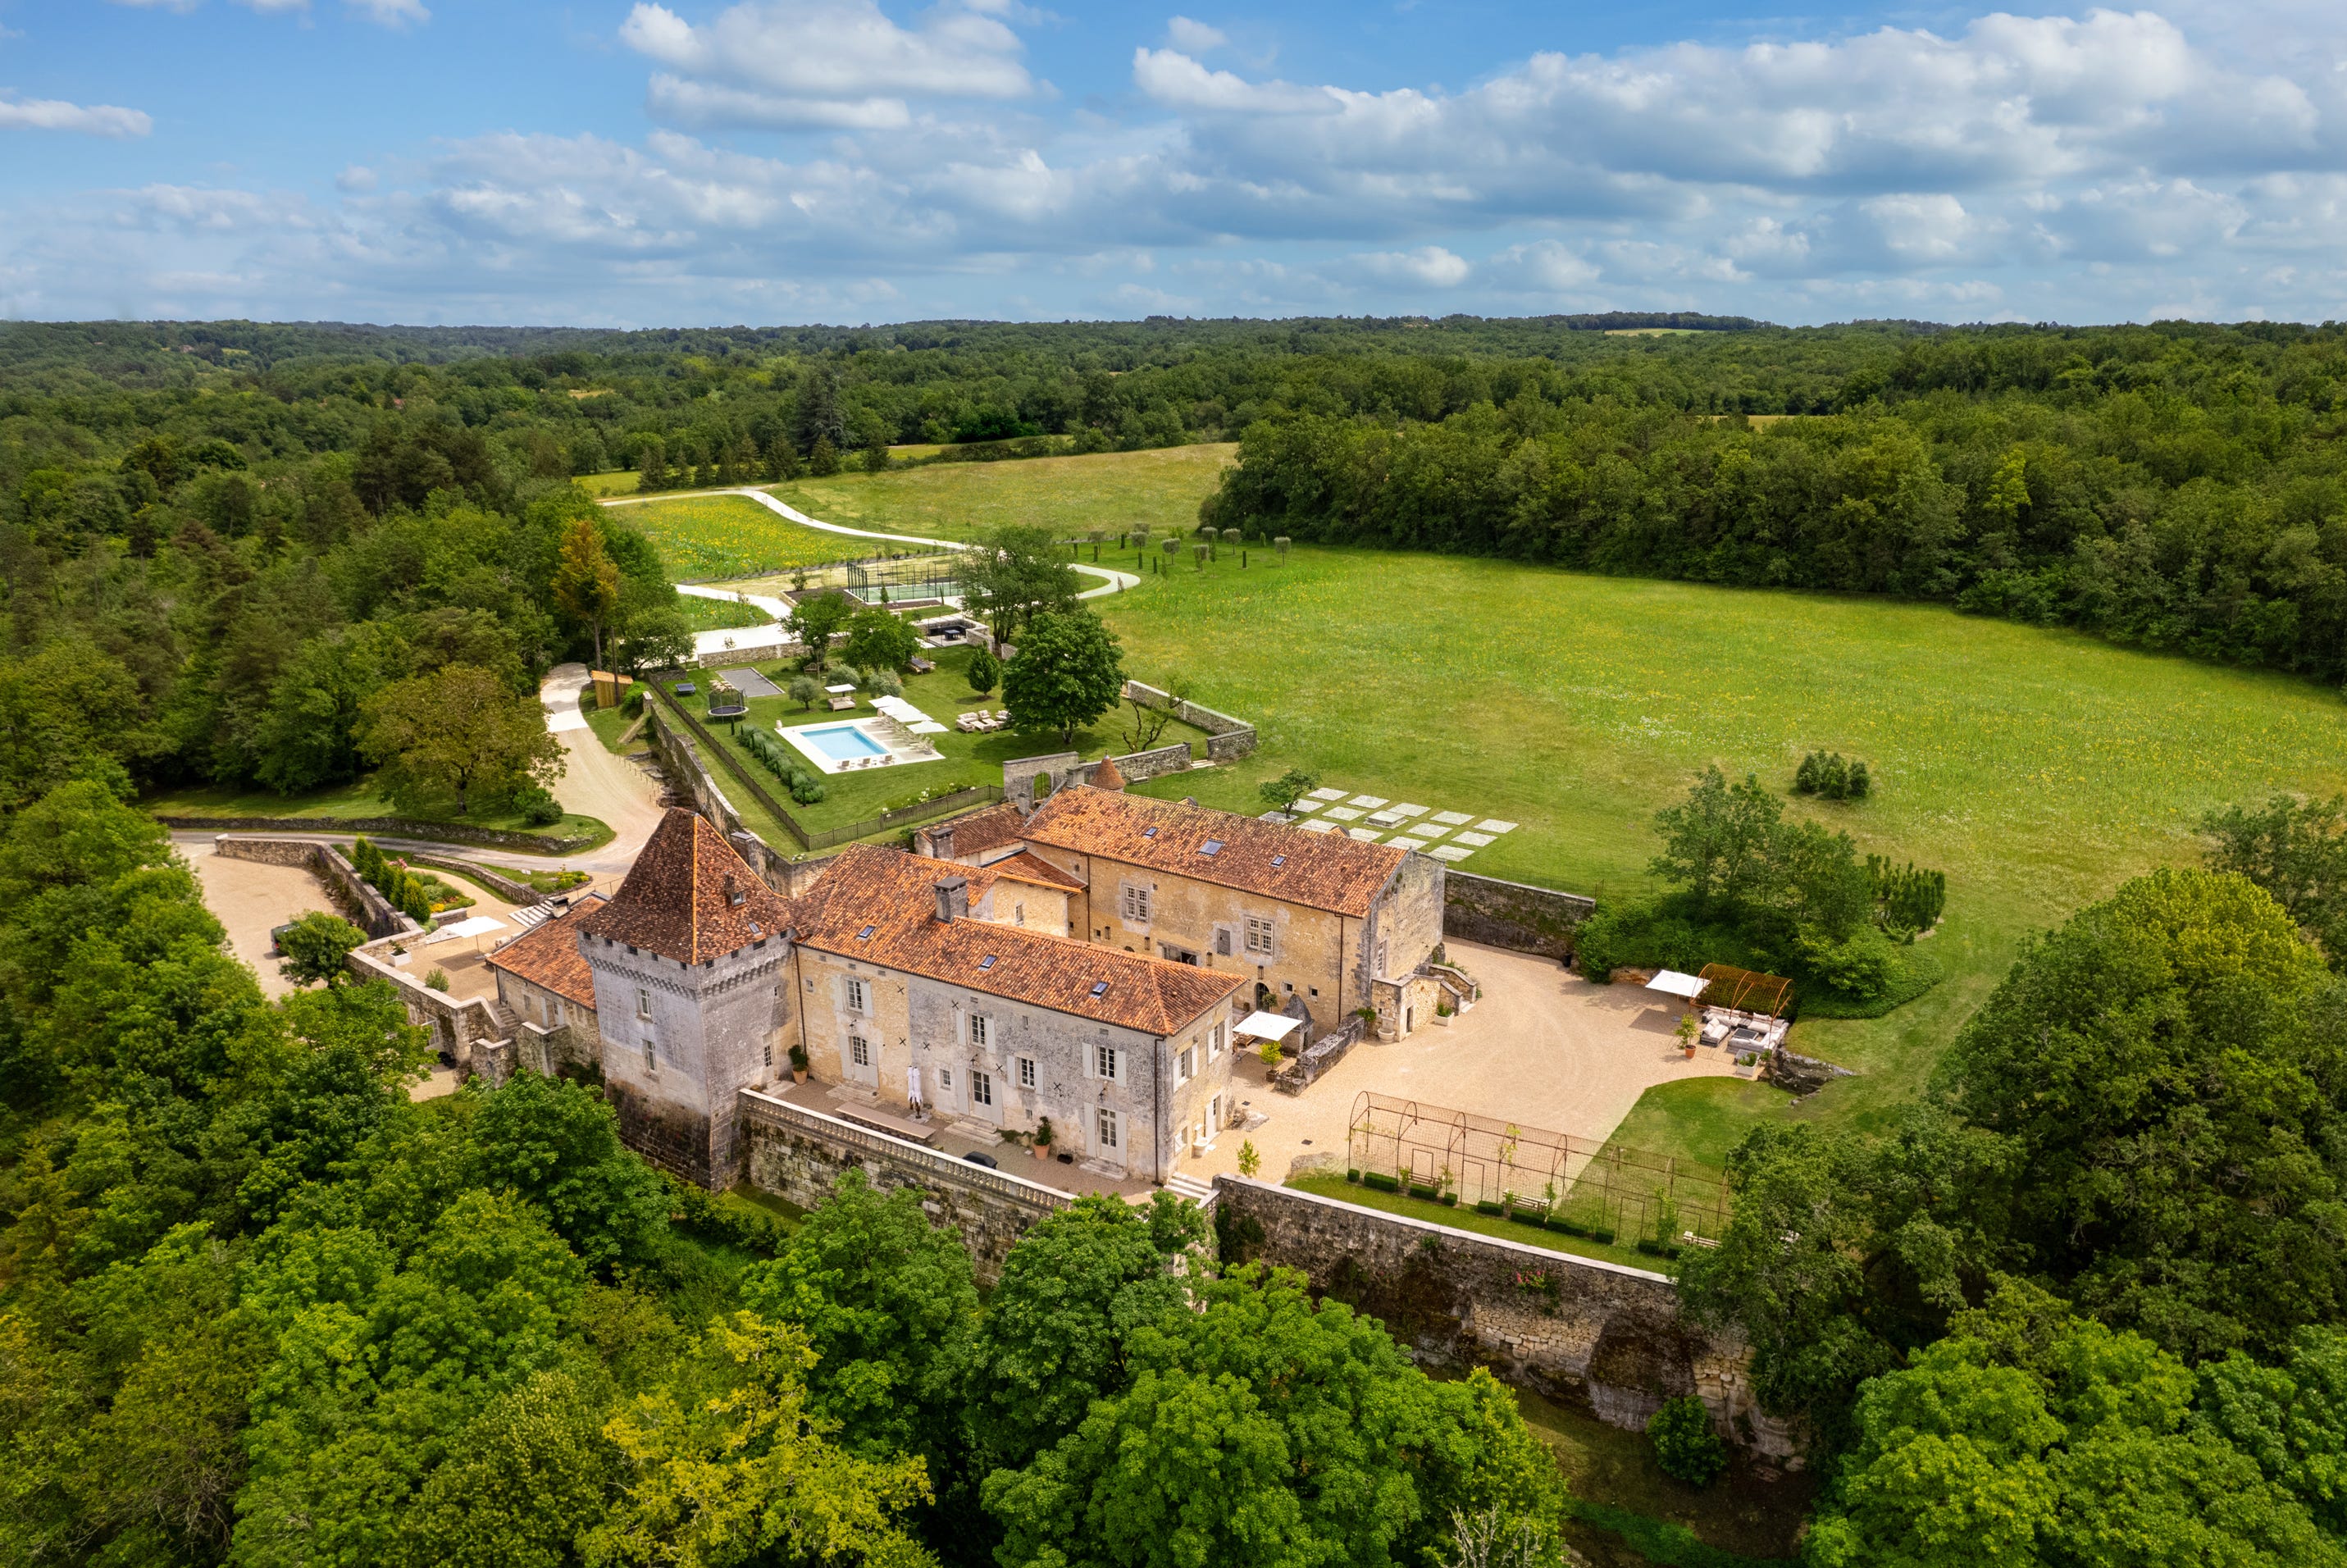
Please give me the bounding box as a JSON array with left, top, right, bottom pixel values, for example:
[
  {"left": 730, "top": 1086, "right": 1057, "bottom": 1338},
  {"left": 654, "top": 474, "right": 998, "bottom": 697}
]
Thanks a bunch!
[
  {"left": 1086, "top": 544, "right": 2347, "bottom": 1165},
  {"left": 614, "top": 493, "right": 882, "bottom": 581},
  {"left": 144, "top": 779, "right": 613, "bottom": 849},
  {"left": 695, "top": 644, "right": 1209, "bottom": 841},
  {"left": 1288, "top": 1172, "right": 1675, "bottom": 1275},
  {"left": 763, "top": 443, "right": 1237, "bottom": 545}
]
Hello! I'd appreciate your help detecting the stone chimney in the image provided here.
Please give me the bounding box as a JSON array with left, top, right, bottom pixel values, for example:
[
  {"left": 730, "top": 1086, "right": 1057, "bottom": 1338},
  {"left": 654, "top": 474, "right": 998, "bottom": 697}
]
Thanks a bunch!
[
  {"left": 933, "top": 875, "right": 969, "bottom": 923},
  {"left": 929, "top": 821, "right": 956, "bottom": 861}
]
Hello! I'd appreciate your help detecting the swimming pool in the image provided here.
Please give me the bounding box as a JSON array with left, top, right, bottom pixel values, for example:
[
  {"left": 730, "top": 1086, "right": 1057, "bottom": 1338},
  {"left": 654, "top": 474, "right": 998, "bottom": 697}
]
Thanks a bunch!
[{"left": 802, "top": 724, "right": 888, "bottom": 761}]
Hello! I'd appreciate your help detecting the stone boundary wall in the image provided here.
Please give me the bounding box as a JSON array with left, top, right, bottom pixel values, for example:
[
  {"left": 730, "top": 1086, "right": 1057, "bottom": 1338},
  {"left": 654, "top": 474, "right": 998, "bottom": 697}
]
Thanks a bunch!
[
  {"left": 1212, "top": 1176, "right": 1796, "bottom": 1461},
  {"left": 1122, "top": 680, "right": 1258, "bottom": 762},
  {"left": 214, "top": 835, "right": 414, "bottom": 940},
  {"left": 736, "top": 1088, "right": 1073, "bottom": 1282},
  {"left": 645, "top": 703, "right": 754, "bottom": 841},
  {"left": 160, "top": 815, "right": 600, "bottom": 856},
  {"left": 346, "top": 936, "right": 508, "bottom": 1075},
  {"left": 1442, "top": 871, "right": 1597, "bottom": 961},
  {"left": 1004, "top": 751, "right": 1079, "bottom": 812},
  {"left": 402, "top": 852, "right": 540, "bottom": 906},
  {"left": 1105, "top": 742, "right": 1192, "bottom": 783}
]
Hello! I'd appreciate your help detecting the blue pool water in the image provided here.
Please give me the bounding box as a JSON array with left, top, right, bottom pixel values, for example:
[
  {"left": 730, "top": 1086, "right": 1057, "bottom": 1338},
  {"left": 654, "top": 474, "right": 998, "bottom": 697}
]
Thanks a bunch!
[{"left": 803, "top": 724, "right": 887, "bottom": 761}]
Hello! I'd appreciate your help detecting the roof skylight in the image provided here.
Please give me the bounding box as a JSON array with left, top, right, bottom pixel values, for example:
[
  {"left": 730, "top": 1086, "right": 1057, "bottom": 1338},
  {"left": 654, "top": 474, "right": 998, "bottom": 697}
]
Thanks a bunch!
[
  {"left": 979, "top": 955, "right": 997, "bottom": 970},
  {"left": 1199, "top": 839, "right": 1224, "bottom": 856},
  {"left": 857, "top": 924, "right": 875, "bottom": 940},
  {"left": 1090, "top": 981, "right": 1109, "bottom": 998}
]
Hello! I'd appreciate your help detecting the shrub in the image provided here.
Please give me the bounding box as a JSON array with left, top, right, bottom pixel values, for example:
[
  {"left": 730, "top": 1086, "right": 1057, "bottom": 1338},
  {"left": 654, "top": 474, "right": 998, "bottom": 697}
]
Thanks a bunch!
[
  {"left": 1795, "top": 750, "right": 1871, "bottom": 801},
  {"left": 1237, "top": 1140, "right": 1260, "bottom": 1178},
  {"left": 1798, "top": 926, "right": 1899, "bottom": 1001},
  {"left": 790, "top": 773, "right": 827, "bottom": 805},
  {"left": 622, "top": 689, "right": 645, "bottom": 719},
  {"left": 424, "top": 968, "right": 450, "bottom": 992},
  {"left": 1362, "top": 1170, "right": 1399, "bottom": 1192},
  {"left": 787, "top": 675, "right": 822, "bottom": 709},
  {"left": 864, "top": 668, "right": 903, "bottom": 699},
  {"left": 966, "top": 649, "right": 1000, "bottom": 695},
  {"left": 514, "top": 784, "right": 563, "bottom": 827},
  {"left": 1647, "top": 1396, "right": 1728, "bottom": 1486},
  {"left": 1867, "top": 855, "right": 1946, "bottom": 932}
]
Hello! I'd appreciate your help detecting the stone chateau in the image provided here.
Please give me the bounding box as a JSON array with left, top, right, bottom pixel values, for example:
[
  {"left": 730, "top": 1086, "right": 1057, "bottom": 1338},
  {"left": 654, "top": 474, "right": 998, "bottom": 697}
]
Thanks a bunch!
[{"left": 487, "top": 769, "right": 1448, "bottom": 1188}]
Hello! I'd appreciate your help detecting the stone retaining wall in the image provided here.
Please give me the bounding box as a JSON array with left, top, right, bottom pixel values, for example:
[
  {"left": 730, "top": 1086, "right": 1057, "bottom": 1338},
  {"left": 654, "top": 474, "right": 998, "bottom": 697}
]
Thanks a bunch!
[
  {"left": 214, "top": 835, "right": 413, "bottom": 939},
  {"left": 736, "top": 1089, "right": 1072, "bottom": 1282},
  {"left": 401, "top": 852, "right": 540, "bottom": 906},
  {"left": 1122, "top": 681, "right": 1258, "bottom": 761},
  {"left": 1442, "top": 871, "right": 1597, "bottom": 961},
  {"left": 346, "top": 937, "right": 508, "bottom": 1073},
  {"left": 1212, "top": 1176, "right": 1797, "bottom": 1461},
  {"left": 161, "top": 814, "right": 600, "bottom": 856},
  {"left": 1107, "top": 741, "right": 1192, "bottom": 782}
]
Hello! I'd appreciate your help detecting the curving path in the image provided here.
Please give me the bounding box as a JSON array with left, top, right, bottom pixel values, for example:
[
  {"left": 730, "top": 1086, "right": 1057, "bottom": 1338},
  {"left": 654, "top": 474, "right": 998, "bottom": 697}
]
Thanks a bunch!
[{"left": 601, "top": 485, "right": 1142, "bottom": 600}]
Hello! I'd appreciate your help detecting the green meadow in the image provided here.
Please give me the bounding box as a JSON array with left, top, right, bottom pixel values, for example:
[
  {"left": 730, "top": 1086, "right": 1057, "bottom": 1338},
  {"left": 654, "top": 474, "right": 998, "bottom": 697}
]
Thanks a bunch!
[
  {"left": 630, "top": 445, "right": 2347, "bottom": 1165},
  {"left": 610, "top": 493, "right": 870, "bottom": 581}
]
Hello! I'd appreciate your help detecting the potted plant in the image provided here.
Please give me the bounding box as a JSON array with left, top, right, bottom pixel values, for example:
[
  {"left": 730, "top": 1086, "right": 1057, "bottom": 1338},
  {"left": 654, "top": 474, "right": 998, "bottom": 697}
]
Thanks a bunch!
[
  {"left": 1032, "top": 1117, "right": 1055, "bottom": 1161},
  {"left": 390, "top": 944, "right": 411, "bottom": 969},
  {"left": 789, "top": 1044, "right": 809, "bottom": 1084},
  {"left": 1676, "top": 1011, "right": 1700, "bottom": 1059}
]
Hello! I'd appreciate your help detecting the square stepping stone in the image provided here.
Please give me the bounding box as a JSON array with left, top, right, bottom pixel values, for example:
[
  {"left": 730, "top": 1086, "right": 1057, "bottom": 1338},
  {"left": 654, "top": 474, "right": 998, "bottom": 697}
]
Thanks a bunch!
[
  {"left": 1452, "top": 831, "right": 1496, "bottom": 848},
  {"left": 1387, "top": 836, "right": 1429, "bottom": 851},
  {"left": 1474, "top": 819, "right": 1518, "bottom": 834},
  {"left": 1259, "top": 811, "right": 1296, "bottom": 824},
  {"left": 1347, "top": 795, "right": 1389, "bottom": 809},
  {"left": 1388, "top": 804, "right": 1428, "bottom": 818},
  {"left": 1321, "top": 805, "right": 1363, "bottom": 821},
  {"left": 1298, "top": 818, "right": 1338, "bottom": 834},
  {"left": 1412, "top": 823, "right": 1447, "bottom": 839},
  {"left": 1429, "top": 845, "right": 1474, "bottom": 863},
  {"left": 1430, "top": 810, "right": 1474, "bottom": 826},
  {"left": 1307, "top": 787, "right": 1347, "bottom": 801},
  {"left": 1367, "top": 809, "right": 1407, "bottom": 827},
  {"left": 1347, "top": 827, "right": 1383, "bottom": 841},
  {"left": 1286, "top": 799, "right": 1320, "bottom": 813}
]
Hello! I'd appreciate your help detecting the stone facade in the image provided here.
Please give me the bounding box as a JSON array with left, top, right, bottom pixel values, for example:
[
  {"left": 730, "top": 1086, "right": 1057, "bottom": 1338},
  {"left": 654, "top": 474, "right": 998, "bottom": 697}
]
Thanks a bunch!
[
  {"left": 1214, "top": 1176, "right": 1799, "bottom": 1462},
  {"left": 1442, "top": 870, "right": 1597, "bottom": 961},
  {"left": 585, "top": 927, "right": 796, "bottom": 1185},
  {"left": 738, "top": 1089, "right": 1071, "bottom": 1281}
]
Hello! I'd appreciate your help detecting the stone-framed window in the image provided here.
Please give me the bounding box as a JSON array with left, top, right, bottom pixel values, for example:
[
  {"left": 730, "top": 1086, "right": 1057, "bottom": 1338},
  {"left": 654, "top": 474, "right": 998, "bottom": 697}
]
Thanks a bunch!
[
  {"left": 1243, "top": 914, "right": 1274, "bottom": 957},
  {"left": 1018, "top": 1055, "right": 1036, "bottom": 1089},
  {"left": 1120, "top": 884, "right": 1151, "bottom": 923},
  {"left": 970, "top": 1013, "right": 993, "bottom": 1049},
  {"left": 846, "top": 976, "right": 869, "bottom": 1014},
  {"left": 642, "top": 1033, "right": 657, "bottom": 1075},
  {"left": 1210, "top": 1021, "right": 1225, "bottom": 1059},
  {"left": 1093, "top": 1042, "right": 1121, "bottom": 1083},
  {"left": 636, "top": 986, "right": 653, "bottom": 1019},
  {"left": 1176, "top": 1046, "right": 1195, "bottom": 1084}
]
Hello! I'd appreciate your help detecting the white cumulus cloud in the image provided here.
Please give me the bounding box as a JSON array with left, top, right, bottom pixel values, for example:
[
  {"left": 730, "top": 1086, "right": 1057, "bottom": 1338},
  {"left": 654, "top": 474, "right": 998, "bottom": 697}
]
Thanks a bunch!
[{"left": 0, "top": 94, "right": 153, "bottom": 137}]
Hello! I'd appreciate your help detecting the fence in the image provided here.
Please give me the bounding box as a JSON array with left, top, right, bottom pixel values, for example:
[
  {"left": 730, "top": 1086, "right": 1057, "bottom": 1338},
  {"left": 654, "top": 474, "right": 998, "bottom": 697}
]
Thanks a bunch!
[{"left": 1344, "top": 1092, "right": 1731, "bottom": 1249}]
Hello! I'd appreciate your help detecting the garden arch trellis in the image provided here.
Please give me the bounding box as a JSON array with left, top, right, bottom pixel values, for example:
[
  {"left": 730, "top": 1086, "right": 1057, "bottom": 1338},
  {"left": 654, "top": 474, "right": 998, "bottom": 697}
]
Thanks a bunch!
[{"left": 1344, "top": 1092, "right": 1731, "bottom": 1248}]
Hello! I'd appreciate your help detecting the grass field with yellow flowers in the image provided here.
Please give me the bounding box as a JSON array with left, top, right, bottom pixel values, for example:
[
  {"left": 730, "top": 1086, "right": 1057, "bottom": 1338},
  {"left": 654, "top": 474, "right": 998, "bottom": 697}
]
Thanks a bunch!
[{"left": 628, "top": 444, "right": 2347, "bottom": 1167}]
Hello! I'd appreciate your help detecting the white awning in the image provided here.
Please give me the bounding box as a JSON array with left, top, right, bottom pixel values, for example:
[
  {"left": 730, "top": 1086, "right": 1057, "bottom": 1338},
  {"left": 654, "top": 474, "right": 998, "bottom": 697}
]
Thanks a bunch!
[
  {"left": 422, "top": 915, "right": 506, "bottom": 945},
  {"left": 1645, "top": 969, "right": 1707, "bottom": 999},
  {"left": 1234, "top": 1010, "right": 1302, "bottom": 1041}
]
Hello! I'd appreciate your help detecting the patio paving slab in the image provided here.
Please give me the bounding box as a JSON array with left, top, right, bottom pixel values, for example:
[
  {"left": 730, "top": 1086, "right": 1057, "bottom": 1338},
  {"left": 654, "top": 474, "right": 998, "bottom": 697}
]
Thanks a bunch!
[
  {"left": 1298, "top": 818, "right": 1338, "bottom": 834},
  {"left": 1452, "top": 831, "right": 1496, "bottom": 847},
  {"left": 1388, "top": 804, "right": 1428, "bottom": 817},
  {"left": 1321, "top": 805, "right": 1363, "bottom": 821},
  {"left": 1429, "top": 845, "right": 1474, "bottom": 862},
  {"left": 1307, "top": 787, "right": 1347, "bottom": 801},
  {"left": 1347, "top": 795, "right": 1390, "bottom": 809},
  {"left": 1388, "top": 836, "right": 1429, "bottom": 850},
  {"left": 1474, "top": 819, "right": 1520, "bottom": 833},
  {"left": 1431, "top": 810, "right": 1475, "bottom": 825},
  {"left": 1347, "top": 827, "right": 1383, "bottom": 841}
]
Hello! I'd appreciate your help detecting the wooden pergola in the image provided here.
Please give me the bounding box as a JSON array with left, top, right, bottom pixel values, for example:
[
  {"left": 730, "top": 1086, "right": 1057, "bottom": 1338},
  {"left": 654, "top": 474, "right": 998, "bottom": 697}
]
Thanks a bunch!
[{"left": 1697, "top": 963, "right": 1793, "bottom": 1019}]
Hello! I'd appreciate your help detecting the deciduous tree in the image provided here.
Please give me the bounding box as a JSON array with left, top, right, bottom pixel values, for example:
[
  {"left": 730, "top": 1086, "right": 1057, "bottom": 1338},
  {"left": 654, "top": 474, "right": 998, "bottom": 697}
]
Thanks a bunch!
[
  {"left": 1001, "top": 610, "right": 1124, "bottom": 744},
  {"left": 358, "top": 663, "right": 563, "bottom": 817}
]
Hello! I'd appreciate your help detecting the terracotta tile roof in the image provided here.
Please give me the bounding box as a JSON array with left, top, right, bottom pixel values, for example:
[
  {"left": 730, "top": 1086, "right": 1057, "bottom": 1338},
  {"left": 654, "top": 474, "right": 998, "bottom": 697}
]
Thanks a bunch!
[
  {"left": 921, "top": 800, "right": 1028, "bottom": 860},
  {"left": 577, "top": 809, "right": 792, "bottom": 964},
  {"left": 1021, "top": 786, "right": 1406, "bottom": 918},
  {"left": 983, "top": 850, "right": 1083, "bottom": 892},
  {"left": 485, "top": 895, "right": 608, "bottom": 1010},
  {"left": 1087, "top": 754, "right": 1127, "bottom": 791},
  {"left": 791, "top": 845, "right": 1243, "bottom": 1035}
]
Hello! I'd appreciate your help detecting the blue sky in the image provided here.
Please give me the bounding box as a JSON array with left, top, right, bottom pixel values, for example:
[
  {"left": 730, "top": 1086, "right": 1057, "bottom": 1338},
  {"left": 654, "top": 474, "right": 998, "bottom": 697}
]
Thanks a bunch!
[{"left": 2, "top": 0, "right": 2345, "bottom": 326}]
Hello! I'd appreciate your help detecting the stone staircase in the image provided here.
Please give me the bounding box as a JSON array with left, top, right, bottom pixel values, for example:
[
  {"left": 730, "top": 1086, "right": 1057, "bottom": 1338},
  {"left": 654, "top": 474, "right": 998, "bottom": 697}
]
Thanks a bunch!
[{"left": 1164, "top": 1172, "right": 1216, "bottom": 1204}]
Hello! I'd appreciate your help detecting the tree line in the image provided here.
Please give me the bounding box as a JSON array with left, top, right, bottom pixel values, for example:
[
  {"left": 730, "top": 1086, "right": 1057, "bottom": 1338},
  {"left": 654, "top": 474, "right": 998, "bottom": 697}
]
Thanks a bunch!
[
  {"left": 1202, "top": 322, "right": 2347, "bottom": 686},
  {"left": 0, "top": 782, "right": 1565, "bottom": 1568}
]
